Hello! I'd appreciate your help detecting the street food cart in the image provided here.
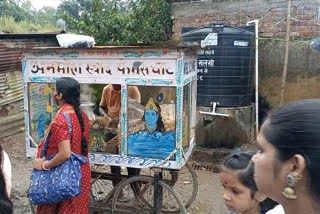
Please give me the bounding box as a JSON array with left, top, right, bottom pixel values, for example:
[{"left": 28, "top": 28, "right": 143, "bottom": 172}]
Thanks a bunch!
[{"left": 22, "top": 46, "right": 198, "bottom": 213}]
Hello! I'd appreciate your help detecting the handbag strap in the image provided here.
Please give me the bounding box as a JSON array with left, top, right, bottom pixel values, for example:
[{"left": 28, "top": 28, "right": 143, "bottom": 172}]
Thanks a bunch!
[
  {"left": 62, "top": 112, "right": 72, "bottom": 140},
  {"left": 40, "top": 113, "right": 72, "bottom": 158}
]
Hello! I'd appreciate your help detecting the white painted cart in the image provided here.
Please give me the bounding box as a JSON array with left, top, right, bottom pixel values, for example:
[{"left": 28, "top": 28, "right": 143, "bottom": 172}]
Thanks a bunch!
[{"left": 22, "top": 46, "right": 198, "bottom": 213}]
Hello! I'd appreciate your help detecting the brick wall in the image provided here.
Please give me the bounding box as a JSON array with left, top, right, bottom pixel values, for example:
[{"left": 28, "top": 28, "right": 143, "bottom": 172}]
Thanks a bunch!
[
  {"left": 170, "top": 0, "right": 320, "bottom": 41},
  {"left": 171, "top": 0, "right": 320, "bottom": 148}
]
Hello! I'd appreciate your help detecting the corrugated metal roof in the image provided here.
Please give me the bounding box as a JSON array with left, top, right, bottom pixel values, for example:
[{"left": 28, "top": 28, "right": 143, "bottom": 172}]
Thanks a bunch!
[
  {"left": 0, "top": 71, "right": 24, "bottom": 138},
  {"left": 2, "top": 38, "right": 59, "bottom": 49},
  {"left": 0, "top": 32, "right": 61, "bottom": 40},
  {"left": 0, "top": 42, "right": 21, "bottom": 74},
  {"left": 0, "top": 35, "right": 60, "bottom": 74},
  {"left": 0, "top": 71, "right": 23, "bottom": 104},
  {"left": 0, "top": 71, "right": 24, "bottom": 118}
]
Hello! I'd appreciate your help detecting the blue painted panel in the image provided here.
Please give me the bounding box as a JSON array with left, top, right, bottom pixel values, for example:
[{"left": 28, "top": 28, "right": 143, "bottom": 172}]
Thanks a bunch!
[
  {"left": 22, "top": 60, "right": 26, "bottom": 81},
  {"left": 127, "top": 97, "right": 176, "bottom": 159},
  {"left": 30, "top": 77, "right": 59, "bottom": 83},
  {"left": 89, "top": 153, "right": 174, "bottom": 168},
  {"left": 128, "top": 131, "right": 175, "bottom": 159},
  {"left": 151, "top": 79, "right": 172, "bottom": 86},
  {"left": 125, "top": 79, "right": 148, "bottom": 85},
  {"left": 177, "top": 59, "right": 183, "bottom": 85},
  {"left": 121, "top": 87, "right": 127, "bottom": 156}
]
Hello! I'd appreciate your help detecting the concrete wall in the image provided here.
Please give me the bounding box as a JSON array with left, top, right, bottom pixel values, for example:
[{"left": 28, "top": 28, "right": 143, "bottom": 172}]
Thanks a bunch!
[
  {"left": 259, "top": 39, "right": 320, "bottom": 107},
  {"left": 197, "top": 104, "right": 255, "bottom": 148}
]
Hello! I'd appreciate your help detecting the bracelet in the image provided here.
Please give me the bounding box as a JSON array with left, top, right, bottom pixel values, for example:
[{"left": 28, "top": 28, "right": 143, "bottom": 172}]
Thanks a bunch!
[{"left": 41, "top": 161, "right": 50, "bottom": 171}]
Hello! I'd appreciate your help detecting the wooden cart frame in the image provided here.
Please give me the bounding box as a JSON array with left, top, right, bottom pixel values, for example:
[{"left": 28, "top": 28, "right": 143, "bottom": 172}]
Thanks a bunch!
[{"left": 23, "top": 46, "right": 199, "bottom": 213}]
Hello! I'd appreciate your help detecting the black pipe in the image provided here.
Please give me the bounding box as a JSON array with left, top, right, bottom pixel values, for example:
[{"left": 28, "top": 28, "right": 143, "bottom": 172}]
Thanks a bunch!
[{"left": 154, "top": 172, "right": 160, "bottom": 214}]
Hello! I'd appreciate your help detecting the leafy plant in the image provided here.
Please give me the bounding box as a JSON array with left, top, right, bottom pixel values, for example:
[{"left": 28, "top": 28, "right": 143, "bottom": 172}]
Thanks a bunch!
[
  {"left": 0, "top": 0, "right": 59, "bottom": 33},
  {"left": 63, "top": 0, "right": 173, "bottom": 45},
  {"left": 0, "top": 15, "right": 59, "bottom": 33},
  {"left": 0, "top": 0, "right": 35, "bottom": 22}
]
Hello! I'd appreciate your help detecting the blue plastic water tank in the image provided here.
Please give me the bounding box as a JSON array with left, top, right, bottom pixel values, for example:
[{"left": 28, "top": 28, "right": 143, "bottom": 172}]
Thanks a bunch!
[{"left": 182, "top": 23, "right": 255, "bottom": 107}]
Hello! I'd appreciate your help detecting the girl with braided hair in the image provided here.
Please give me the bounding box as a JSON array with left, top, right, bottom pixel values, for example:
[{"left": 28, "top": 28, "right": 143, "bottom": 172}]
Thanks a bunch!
[
  {"left": 220, "top": 150, "right": 278, "bottom": 214},
  {"left": 33, "top": 77, "right": 91, "bottom": 214}
]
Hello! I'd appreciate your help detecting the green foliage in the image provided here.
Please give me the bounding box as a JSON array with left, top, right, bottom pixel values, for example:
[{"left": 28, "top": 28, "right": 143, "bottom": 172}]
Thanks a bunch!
[
  {"left": 0, "top": 0, "right": 59, "bottom": 33},
  {"left": 0, "top": 0, "right": 173, "bottom": 45},
  {"left": 58, "top": 0, "right": 82, "bottom": 20},
  {"left": 35, "top": 6, "right": 59, "bottom": 27},
  {"left": 57, "top": 0, "right": 94, "bottom": 31},
  {"left": 63, "top": 0, "right": 173, "bottom": 45},
  {"left": 0, "top": 0, "right": 35, "bottom": 22},
  {"left": 0, "top": 15, "right": 59, "bottom": 33},
  {"left": 78, "top": 0, "right": 93, "bottom": 11},
  {"left": 0, "top": 16, "right": 22, "bottom": 33}
]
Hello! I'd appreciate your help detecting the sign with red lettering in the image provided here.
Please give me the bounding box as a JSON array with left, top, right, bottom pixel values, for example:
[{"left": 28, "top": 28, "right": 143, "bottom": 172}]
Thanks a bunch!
[{"left": 26, "top": 59, "right": 176, "bottom": 80}]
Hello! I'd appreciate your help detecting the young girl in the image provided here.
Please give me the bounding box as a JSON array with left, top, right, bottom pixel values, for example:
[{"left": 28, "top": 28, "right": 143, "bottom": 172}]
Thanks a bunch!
[{"left": 220, "top": 150, "right": 278, "bottom": 214}]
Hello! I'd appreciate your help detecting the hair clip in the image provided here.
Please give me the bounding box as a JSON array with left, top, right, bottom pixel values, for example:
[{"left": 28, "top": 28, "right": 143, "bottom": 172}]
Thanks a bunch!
[{"left": 231, "top": 148, "right": 241, "bottom": 157}]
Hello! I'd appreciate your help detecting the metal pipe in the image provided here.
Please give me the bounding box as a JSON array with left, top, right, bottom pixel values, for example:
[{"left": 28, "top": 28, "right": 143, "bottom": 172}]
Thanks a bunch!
[
  {"left": 198, "top": 102, "right": 231, "bottom": 119},
  {"left": 247, "top": 19, "right": 259, "bottom": 136},
  {"left": 153, "top": 171, "right": 160, "bottom": 214}
]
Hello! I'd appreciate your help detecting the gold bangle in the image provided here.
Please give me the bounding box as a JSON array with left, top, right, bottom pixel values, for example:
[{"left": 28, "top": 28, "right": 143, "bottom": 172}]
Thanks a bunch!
[{"left": 41, "top": 161, "right": 50, "bottom": 171}]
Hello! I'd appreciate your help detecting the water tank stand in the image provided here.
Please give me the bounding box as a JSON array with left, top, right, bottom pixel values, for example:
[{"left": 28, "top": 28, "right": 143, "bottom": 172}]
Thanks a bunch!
[{"left": 198, "top": 102, "right": 231, "bottom": 119}]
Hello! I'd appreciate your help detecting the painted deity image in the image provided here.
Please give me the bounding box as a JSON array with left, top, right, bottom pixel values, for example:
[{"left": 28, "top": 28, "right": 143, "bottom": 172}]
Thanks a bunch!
[
  {"left": 128, "top": 97, "right": 175, "bottom": 159},
  {"left": 29, "top": 84, "right": 55, "bottom": 145}
]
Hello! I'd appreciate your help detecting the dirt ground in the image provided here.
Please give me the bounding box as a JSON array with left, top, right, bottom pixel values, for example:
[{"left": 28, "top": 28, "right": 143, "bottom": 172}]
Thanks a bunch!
[{"left": 0, "top": 132, "right": 228, "bottom": 214}]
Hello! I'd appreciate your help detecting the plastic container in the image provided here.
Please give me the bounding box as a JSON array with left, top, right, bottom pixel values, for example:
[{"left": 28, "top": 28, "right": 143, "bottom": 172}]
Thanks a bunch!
[{"left": 182, "top": 23, "right": 255, "bottom": 107}]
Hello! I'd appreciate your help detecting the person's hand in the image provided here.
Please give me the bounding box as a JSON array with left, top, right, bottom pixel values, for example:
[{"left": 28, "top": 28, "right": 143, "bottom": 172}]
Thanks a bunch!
[
  {"left": 112, "top": 117, "right": 119, "bottom": 124},
  {"left": 33, "top": 157, "right": 46, "bottom": 170},
  {"left": 102, "top": 115, "right": 112, "bottom": 126},
  {"left": 110, "top": 117, "right": 119, "bottom": 127}
]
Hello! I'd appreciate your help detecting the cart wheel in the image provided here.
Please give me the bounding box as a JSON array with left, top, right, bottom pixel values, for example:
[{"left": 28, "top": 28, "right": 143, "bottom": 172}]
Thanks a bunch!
[
  {"left": 112, "top": 175, "right": 186, "bottom": 214},
  {"left": 90, "top": 164, "right": 115, "bottom": 209},
  {"left": 162, "top": 162, "right": 198, "bottom": 209},
  {"left": 89, "top": 188, "right": 96, "bottom": 214}
]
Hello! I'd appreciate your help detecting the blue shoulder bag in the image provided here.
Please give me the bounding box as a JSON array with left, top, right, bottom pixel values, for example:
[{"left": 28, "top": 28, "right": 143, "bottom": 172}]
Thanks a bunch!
[{"left": 27, "top": 113, "right": 88, "bottom": 205}]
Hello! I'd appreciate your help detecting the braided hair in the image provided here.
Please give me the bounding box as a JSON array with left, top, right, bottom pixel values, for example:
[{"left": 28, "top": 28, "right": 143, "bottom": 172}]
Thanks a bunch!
[
  {"left": 221, "top": 149, "right": 278, "bottom": 213},
  {"left": 56, "top": 77, "right": 88, "bottom": 155},
  {"left": 0, "top": 146, "right": 13, "bottom": 213}
]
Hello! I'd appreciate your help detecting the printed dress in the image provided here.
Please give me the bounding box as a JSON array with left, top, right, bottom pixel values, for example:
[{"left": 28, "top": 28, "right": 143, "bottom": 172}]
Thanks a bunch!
[{"left": 37, "top": 112, "right": 91, "bottom": 214}]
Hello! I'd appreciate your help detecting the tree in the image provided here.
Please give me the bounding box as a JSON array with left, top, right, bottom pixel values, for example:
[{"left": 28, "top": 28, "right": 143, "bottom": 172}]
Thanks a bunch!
[
  {"left": 63, "top": 0, "right": 173, "bottom": 45},
  {"left": 58, "top": 0, "right": 82, "bottom": 20},
  {"left": 57, "top": 0, "right": 94, "bottom": 31},
  {"left": 36, "top": 6, "right": 58, "bottom": 27},
  {"left": 78, "top": 0, "right": 92, "bottom": 11},
  {"left": 57, "top": 0, "right": 93, "bottom": 21},
  {"left": 0, "top": 0, "right": 60, "bottom": 33},
  {"left": 0, "top": 0, "right": 35, "bottom": 22}
]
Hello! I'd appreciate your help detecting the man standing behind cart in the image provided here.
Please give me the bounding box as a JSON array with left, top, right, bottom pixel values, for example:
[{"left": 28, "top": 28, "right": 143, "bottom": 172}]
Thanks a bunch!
[{"left": 99, "top": 84, "right": 141, "bottom": 187}]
